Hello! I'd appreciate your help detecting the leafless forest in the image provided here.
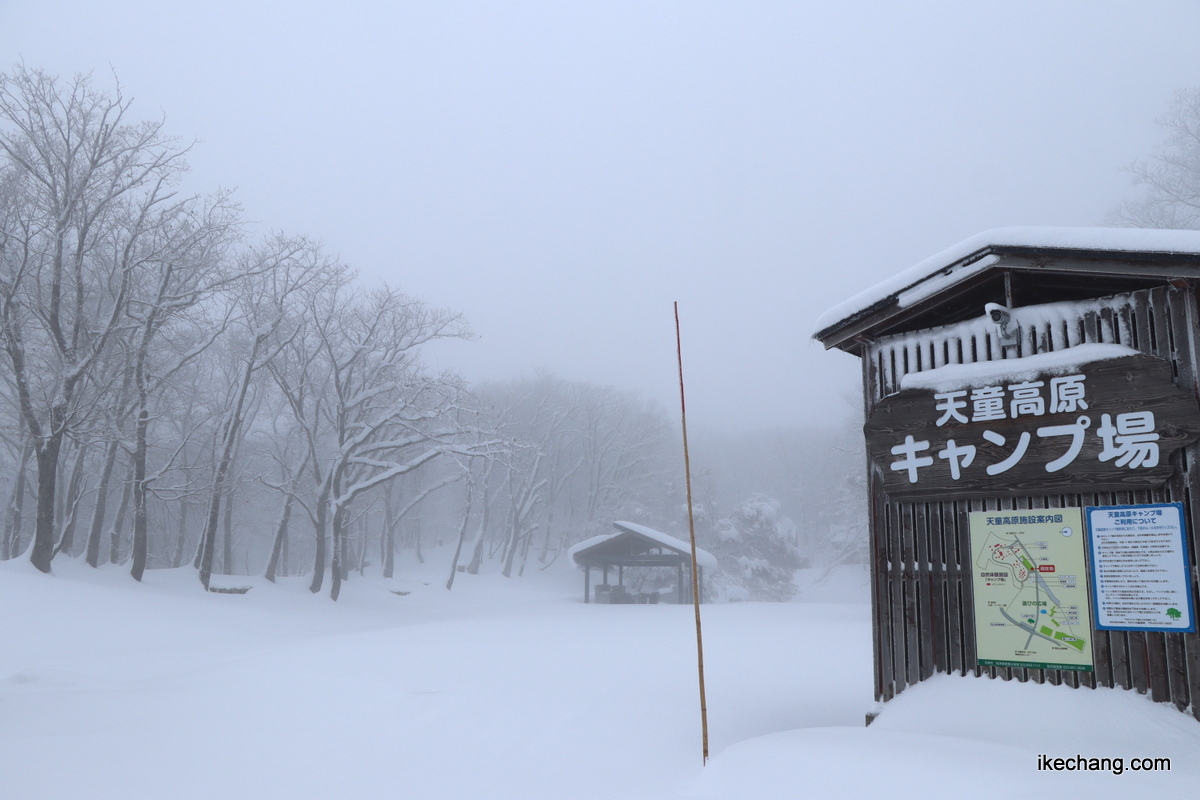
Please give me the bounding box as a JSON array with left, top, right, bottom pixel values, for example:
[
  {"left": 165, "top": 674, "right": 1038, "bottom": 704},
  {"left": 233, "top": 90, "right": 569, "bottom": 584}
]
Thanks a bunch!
[{"left": 0, "top": 67, "right": 865, "bottom": 600}]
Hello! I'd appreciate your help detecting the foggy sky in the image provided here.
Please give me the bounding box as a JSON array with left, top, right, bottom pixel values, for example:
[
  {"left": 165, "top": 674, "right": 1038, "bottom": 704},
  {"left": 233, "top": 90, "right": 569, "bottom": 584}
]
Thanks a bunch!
[{"left": 2, "top": 1, "right": 1198, "bottom": 432}]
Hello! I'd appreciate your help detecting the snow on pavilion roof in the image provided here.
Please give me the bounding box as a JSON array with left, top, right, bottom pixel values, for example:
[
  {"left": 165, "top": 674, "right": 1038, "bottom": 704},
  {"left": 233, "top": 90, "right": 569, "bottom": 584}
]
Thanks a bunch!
[
  {"left": 568, "top": 520, "right": 718, "bottom": 570},
  {"left": 814, "top": 226, "right": 1200, "bottom": 342}
]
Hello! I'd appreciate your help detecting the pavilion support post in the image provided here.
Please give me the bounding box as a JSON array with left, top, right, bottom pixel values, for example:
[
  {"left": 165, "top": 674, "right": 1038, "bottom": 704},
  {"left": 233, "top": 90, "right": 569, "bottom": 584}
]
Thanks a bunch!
[
  {"left": 584, "top": 565, "right": 591, "bottom": 603},
  {"left": 677, "top": 562, "right": 684, "bottom": 604},
  {"left": 603, "top": 564, "right": 608, "bottom": 585},
  {"left": 618, "top": 565, "right": 623, "bottom": 586}
]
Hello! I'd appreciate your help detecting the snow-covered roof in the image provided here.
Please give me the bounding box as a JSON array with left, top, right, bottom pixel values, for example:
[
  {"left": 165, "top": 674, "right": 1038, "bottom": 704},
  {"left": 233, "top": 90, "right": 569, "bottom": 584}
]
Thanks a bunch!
[
  {"left": 898, "top": 343, "right": 1138, "bottom": 393},
  {"left": 814, "top": 226, "right": 1200, "bottom": 340},
  {"left": 568, "top": 521, "right": 718, "bottom": 570}
]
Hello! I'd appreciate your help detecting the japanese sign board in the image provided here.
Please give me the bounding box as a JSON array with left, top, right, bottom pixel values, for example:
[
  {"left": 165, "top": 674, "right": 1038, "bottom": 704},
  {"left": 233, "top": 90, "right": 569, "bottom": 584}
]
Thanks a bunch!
[
  {"left": 969, "top": 508, "right": 1094, "bottom": 672},
  {"left": 864, "top": 352, "right": 1200, "bottom": 499},
  {"left": 1085, "top": 503, "right": 1196, "bottom": 633}
]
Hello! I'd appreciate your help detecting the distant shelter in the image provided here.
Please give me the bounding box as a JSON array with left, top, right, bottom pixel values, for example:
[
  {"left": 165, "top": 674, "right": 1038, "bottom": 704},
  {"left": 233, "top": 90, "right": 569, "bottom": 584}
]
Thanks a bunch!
[{"left": 568, "top": 521, "right": 717, "bottom": 604}]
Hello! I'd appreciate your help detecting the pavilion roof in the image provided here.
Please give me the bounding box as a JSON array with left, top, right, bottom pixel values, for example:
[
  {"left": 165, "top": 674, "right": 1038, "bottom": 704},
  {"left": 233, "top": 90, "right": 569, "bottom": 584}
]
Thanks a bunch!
[{"left": 568, "top": 521, "right": 718, "bottom": 570}]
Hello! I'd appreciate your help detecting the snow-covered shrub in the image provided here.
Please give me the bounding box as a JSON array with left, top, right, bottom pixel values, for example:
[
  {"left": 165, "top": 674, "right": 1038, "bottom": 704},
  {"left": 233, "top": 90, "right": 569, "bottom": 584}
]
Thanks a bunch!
[{"left": 702, "top": 494, "right": 806, "bottom": 601}]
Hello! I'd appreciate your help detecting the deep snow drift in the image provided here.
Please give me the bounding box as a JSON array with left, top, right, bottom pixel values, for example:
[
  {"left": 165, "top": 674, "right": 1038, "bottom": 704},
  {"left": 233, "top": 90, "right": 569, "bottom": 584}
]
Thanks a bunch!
[{"left": 1, "top": 555, "right": 1197, "bottom": 799}]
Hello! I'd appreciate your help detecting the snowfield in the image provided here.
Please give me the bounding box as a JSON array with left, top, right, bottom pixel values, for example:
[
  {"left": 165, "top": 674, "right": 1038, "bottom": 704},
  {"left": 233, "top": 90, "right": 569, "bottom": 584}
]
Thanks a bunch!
[{"left": 2, "top": 556, "right": 1197, "bottom": 799}]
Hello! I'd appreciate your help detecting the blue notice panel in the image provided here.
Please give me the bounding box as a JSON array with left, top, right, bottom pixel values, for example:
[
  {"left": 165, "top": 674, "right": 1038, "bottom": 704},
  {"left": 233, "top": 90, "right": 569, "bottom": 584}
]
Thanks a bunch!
[{"left": 1085, "top": 503, "right": 1196, "bottom": 633}]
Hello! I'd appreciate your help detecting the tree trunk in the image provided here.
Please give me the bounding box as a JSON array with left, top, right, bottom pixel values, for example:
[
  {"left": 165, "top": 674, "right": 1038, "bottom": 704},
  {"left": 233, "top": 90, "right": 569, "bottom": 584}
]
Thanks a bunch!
[
  {"left": 502, "top": 524, "right": 522, "bottom": 578},
  {"left": 198, "top": 483, "right": 222, "bottom": 590},
  {"left": 383, "top": 483, "right": 396, "bottom": 579},
  {"left": 518, "top": 524, "right": 534, "bottom": 577},
  {"left": 539, "top": 509, "right": 554, "bottom": 564},
  {"left": 339, "top": 515, "right": 350, "bottom": 582},
  {"left": 54, "top": 448, "right": 67, "bottom": 547},
  {"left": 264, "top": 494, "right": 293, "bottom": 583},
  {"left": 3, "top": 436, "right": 32, "bottom": 561},
  {"left": 280, "top": 524, "right": 289, "bottom": 578},
  {"left": 357, "top": 516, "right": 367, "bottom": 576},
  {"left": 309, "top": 483, "right": 330, "bottom": 594},
  {"left": 85, "top": 438, "right": 120, "bottom": 567},
  {"left": 30, "top": 430, "right": 63, "bottom": 573},
  {"left": 130, "top": 397, "right": 151, "bottom": 581},
  {"left": 109, "top": 461, "right": 135, "bottom": 565},
  {"left": 171, "top": 495, "right": 189, "bottom": 568},
  {"left": 330, "top": 502, "right": 346, "bottom": 601},
  {"left": 408, "top": 472, "right": 425, "bottom": 564},
  {"left": 446, "top": 481, "right": 472, "bottom": 590},
  {"left": 516, "top": 494, "right": 538, "bottom": 577},
  {"left": 55, "top": 441, "right": 89, "bottom": 557},
  {"left": 221, "top": 488, "right": 234, "bottom": 575},
  {"left": 466, "top": 478, "right": 490, "bottom": 575},
  {"left": 199, "top": 331, "right": 265, "bottom": 590},
  {"left": 414, "top": 513, "right": 423, "bottom": 564},
  {"left": 501, "top": 488, "right": 519, "bottom": 577}
]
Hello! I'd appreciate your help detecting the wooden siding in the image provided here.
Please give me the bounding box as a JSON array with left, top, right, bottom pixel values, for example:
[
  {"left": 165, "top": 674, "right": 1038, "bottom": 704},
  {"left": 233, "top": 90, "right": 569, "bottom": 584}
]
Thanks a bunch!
[{"left": 863, "top": 284, "right": 1200, "bottom": 720}]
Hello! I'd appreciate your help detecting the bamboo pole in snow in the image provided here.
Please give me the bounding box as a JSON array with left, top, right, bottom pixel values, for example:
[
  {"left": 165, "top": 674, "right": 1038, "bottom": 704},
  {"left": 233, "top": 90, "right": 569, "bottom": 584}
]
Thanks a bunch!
[{"left": 674, "top": 301, "right": 709, "bottom": 764}]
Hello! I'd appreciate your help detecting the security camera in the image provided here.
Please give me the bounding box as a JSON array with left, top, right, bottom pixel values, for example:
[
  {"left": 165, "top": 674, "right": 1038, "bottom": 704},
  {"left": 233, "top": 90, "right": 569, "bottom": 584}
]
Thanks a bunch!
[{"left": 984, "top": 302, "right": 1020, "bottom": 350}]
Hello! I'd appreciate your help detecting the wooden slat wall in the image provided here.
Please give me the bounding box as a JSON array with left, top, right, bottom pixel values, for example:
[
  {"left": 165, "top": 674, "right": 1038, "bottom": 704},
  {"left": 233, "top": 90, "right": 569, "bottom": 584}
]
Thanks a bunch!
[{"left": 863, "top": 285, "right": 1200, "bottom": 721}]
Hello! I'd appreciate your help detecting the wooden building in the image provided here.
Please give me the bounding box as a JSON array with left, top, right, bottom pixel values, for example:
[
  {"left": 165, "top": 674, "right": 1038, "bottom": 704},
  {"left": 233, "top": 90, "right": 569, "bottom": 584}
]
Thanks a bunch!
[
  {"left": 569, "top": 521, "right": 717, "bottom": 604},
  {"left": 815, "top": 227, "right": 1200, "bottom": 721}
]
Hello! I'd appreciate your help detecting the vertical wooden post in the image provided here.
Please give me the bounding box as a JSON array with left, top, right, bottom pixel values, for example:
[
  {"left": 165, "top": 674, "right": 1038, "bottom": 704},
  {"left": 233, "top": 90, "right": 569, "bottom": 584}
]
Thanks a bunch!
[
  {"left": 675, "top": 302, "right": 710, "bottom": 764},
  {"left": 584, "top": 565, "right": 591, "bottom": 603}
]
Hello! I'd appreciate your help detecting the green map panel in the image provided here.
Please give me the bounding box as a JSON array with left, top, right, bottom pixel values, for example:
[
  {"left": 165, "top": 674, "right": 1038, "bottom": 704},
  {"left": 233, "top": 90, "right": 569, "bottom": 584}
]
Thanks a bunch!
[{"left": 970, "top": 508, "right": 1095, "bottom": 672}]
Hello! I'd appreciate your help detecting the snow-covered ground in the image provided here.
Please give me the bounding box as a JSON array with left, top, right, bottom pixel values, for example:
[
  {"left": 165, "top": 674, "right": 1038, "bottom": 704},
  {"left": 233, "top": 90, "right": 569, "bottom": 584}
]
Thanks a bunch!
[{"left": 2, "top": 554, "right": 1197, "bottom": 799}]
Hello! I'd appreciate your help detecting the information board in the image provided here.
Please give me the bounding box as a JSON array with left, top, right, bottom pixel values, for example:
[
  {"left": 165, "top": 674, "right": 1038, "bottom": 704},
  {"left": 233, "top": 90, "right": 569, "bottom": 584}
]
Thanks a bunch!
[
  {"left": 1085, "top": 503, "right": 1196, "bottom": 633},
  {"left": 969, "top": 509, "right": 1094, "bottom": 671}
]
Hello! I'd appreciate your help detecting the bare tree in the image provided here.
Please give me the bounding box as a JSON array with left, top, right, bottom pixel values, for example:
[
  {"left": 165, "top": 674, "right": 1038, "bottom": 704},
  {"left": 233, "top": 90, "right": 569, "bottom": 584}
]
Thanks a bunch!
[
  {"left": 82, "top": 351, "right": 134, "bottom": 567},
  {"left": 126, "top": 194, "right": 242, "bottom": 580},
  {"left": 460, "top": 375, "right": 671, "bottom": 575},
  {"left": 1109, "top": 88, "right": 1200, "bottom": 230},
  {"left": 196, "top": 235, "right": 331, "bottom": 590},
  {"left": 0, "top": 66, "right": 620, "bottom": 591},
  {"left": 270, "top": 281, "right": 482, "bottom": 599},
  {"left": 0, "top": 67, "right": 195, "bottom": 572}
]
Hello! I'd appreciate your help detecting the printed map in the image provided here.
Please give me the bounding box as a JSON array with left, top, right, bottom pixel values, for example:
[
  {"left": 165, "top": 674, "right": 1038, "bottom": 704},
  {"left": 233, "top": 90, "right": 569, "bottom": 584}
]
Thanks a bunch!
[{"left": 969, "top": 509, "right": 1094, "bottom": 671}]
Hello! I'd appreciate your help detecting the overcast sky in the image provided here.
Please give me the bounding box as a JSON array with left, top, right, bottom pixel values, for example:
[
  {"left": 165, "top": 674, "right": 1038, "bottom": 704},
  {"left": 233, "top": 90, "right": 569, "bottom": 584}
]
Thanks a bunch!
[{"left": 2, "top": 1, "right": 1199, "bottom": 432}]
